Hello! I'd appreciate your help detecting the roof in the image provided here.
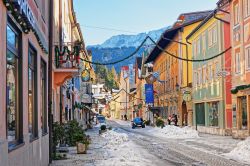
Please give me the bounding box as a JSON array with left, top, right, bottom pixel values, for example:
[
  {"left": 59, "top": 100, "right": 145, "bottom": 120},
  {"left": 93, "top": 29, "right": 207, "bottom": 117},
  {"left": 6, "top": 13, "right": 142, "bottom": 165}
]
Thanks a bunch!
[
  {"left": 186, "top": 10, "right": 216, "bottom": 40},
  {"left": 145, "top": 11, "right": 212, "bottom": 64}
]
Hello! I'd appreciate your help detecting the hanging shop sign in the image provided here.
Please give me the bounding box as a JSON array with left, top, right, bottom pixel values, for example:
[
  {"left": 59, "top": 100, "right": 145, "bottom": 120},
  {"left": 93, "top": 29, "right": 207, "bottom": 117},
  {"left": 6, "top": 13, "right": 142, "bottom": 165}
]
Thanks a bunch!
[
  {"left": 183, "top": 91, "right": 192, "bottom": 102},
  {"left": 81, "top": 69, "right": 90, "bottom": 82},
  {"left": 4, "top": 0, "right": 48, "bottom": 53},
  {"left": 14, "top": 0, "right": 36, "bottom": 27}
]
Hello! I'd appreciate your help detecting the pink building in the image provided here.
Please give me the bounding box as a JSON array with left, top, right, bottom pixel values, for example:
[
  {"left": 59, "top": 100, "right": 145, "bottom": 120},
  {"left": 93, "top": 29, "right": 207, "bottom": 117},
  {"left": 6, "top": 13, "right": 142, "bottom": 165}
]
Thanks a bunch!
[{"left": 0, "top": 0, "right": 49, "bottom": 165}]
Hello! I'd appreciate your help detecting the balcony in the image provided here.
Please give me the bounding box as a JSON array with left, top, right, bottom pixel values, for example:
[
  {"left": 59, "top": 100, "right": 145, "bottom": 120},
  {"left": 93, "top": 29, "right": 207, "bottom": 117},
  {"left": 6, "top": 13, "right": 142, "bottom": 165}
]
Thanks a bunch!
[{"left": 53, "top": 46, "right": 80, "bottom": 87}]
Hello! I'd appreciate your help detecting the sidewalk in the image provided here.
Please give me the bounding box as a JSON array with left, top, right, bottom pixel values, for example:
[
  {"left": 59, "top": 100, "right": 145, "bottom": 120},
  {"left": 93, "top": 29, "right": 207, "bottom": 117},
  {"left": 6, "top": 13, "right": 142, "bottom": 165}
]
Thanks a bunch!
[{"left": 50, "top": 128, "right": 109, "bottom": 166}]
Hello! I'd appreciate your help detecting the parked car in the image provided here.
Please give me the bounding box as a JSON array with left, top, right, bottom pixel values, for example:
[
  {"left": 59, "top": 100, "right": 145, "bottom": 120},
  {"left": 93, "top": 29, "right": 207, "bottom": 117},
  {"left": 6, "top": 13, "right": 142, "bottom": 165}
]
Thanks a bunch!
[
  {"left": 132, "top": 117, "right": 145, "bottom": 129},
  {"left": 96, "top": 115, "right": 106, "bottom": 127}
]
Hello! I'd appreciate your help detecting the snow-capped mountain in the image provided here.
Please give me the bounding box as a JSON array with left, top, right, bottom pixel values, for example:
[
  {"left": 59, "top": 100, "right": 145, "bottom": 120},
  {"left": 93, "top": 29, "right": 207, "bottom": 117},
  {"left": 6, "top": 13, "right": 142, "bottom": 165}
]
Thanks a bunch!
[
  {"left": 87, "top": 26, "right": 171, "bottom": 72},
  {"left": 89, "top": 26, "right": 171, "bottom": 49}
]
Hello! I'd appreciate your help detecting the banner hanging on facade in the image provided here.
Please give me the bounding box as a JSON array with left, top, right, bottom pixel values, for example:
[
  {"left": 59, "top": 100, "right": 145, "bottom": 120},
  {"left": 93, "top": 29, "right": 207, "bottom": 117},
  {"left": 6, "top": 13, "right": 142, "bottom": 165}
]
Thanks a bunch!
[{"left": 145, "top": 84, "right": 154, "bottom": 104}]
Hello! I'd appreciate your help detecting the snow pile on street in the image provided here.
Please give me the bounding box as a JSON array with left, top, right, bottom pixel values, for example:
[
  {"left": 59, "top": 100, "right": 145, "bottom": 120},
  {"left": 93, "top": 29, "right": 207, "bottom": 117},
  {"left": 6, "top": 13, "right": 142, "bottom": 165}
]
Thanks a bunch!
[
  {"left": 101, "top": 130, "right": 128, "bottom": 146},
  {"left": 154, "top": 125, "right": 199, "bottom": 139},
  {"left": 133, "top": 125, "right": 199, "bottom": 139},
  {"left": 224, "top": 137, "right": 250, "bottom": 163}
]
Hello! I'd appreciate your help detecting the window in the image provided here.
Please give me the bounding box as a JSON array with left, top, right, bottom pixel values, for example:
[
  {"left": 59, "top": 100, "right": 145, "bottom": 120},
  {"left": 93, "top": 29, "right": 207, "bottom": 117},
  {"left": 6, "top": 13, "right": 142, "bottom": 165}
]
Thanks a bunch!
[
  {"left": 235, "top": 52, "right": 241, "bottom": 73},
  {"left": 41, "top": 60, "right": 47, "bottom": 134},
  {"left": 202, "top": 67, "right": 206, "bottom": 84},
  {"left": 212, "top": 27, "right": 217, "bottom": 44},
  {"left": 197, "top": 37, "right": 201, "bottom": 55},
  {"left": 202, "top": 33, "right": 206, "bottom": 52},
  {"left": 208, "top": 102, "right": 219, "bottom": 126},
  {"left": 6, "top": 24, "right": 22, "bottom": 146},
  {"left": 208, "top": 29, "right": 213, "bottom": 47},
  {"left": 198, "top": 69, "right": 202, "bottom": 86},
  {"left": 244, "top": 0, "right": 250, "bottom": 18},
  {"left": 193, "top": 41, "right": 197, "bottom": 57},
  {"left": 193, "top": 71, "right": 196, "bottom": 87},
  {"left": 28, "top": 45, "right": 38, "bottom": 139},
  {"left": 209, "top": 65, "right": 213, "bottom": 81},
  {"left": 234, "top": 3, "right": 240, "bottom": 25},
  {"left": 215, "top": 62, "right": 220, "bottom": 78},
  {"left": 245, "top": 47, "right": 250, "bottom": 69}
]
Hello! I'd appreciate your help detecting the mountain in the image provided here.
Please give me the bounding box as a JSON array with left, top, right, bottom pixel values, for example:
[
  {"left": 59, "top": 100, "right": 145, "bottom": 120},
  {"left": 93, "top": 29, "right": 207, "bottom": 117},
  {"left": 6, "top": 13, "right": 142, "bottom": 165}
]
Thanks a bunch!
[{"left": 87, "top": 26, "right": 171, "bottom": 72}]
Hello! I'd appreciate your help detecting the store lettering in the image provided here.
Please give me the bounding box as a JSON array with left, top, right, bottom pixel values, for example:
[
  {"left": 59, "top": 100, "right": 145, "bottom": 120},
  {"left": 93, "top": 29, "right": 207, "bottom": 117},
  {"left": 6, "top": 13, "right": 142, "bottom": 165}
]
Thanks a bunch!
[{"left": 14, "top": 0, "right": 35, "bottom": 27}]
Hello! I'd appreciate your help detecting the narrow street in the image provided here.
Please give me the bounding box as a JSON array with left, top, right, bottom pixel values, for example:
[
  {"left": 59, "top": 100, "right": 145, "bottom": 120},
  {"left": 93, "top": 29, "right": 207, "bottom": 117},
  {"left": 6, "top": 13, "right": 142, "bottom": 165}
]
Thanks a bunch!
[
  {"left": 51, "top": 120, "right": 249, "bottom": 166},
  {"left": 108, "top": 120, "right": 248, "bottom": 166}
]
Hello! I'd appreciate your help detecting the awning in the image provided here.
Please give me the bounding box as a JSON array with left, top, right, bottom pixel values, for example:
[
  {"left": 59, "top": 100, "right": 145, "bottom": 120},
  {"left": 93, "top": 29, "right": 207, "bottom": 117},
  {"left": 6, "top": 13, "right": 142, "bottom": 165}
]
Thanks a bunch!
[{"left": 83, "top": 105, "right": 98, "bottom": 115}]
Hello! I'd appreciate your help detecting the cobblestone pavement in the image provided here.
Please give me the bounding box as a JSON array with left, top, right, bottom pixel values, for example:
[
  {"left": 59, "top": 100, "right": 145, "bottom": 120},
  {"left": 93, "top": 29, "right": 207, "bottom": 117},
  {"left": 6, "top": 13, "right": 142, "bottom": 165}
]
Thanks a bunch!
[{"left": 51, "top": 120, "right": 249, "bottom": 166}]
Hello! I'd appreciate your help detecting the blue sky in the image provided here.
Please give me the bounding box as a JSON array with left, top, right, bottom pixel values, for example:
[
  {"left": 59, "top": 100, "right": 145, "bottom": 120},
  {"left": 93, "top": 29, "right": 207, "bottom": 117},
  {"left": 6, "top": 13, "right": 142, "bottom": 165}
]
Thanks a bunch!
[{"left": 74, "top": 0, "right": 218, "bottom": 46}]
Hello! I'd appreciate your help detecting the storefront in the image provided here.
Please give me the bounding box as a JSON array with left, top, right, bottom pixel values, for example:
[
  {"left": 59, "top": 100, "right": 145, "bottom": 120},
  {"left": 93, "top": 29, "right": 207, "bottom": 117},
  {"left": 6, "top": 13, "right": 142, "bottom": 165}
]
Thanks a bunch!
[
  {"left": 193, "top": 100, "right": 226, "bottom": 135},
  {"left": 0, "top": 0, "right": 49, "bottom": 165},
  {"left": 231, "top": 86, "right": 250, "bottom": 139}
]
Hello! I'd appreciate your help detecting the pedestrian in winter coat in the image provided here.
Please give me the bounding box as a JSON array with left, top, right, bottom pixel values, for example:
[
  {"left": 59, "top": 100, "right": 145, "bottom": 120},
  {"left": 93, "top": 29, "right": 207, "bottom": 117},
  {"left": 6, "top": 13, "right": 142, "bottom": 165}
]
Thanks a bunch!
[{"left": 174, "top": 114, "right": 178, "bottom": 126}]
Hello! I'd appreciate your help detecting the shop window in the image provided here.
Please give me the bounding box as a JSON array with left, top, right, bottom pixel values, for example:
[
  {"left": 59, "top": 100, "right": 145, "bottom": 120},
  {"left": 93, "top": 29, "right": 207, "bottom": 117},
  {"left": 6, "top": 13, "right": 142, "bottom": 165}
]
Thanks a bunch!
[
  {"left": 208, "top": 102, "right": 219, "bottom": 126},
  {"left": 28, "top": 45, "right": 38, "bottom": 140},
  {"left": 41, "top": 59, "right": 47, "bottom": 134},
  {"left": 6, "top": 23, "right": 23, "bottom": 147}
]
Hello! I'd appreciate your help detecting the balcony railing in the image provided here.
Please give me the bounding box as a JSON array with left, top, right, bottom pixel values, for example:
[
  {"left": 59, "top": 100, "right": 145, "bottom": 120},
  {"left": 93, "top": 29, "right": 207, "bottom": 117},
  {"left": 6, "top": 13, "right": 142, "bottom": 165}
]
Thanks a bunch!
[{"left": 55, "top": 45, "right": 80, "bottom": 69}]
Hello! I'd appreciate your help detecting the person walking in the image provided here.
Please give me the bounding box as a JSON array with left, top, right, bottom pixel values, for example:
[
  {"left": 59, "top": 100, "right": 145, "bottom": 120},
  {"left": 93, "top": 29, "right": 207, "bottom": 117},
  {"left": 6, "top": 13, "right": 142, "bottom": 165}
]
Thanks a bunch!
[
  {"left": 124, "top": 114, "right": 127, "bottom": 121},
  {"left": 174, "top": 114, "right": 178, "bottom": 126}
]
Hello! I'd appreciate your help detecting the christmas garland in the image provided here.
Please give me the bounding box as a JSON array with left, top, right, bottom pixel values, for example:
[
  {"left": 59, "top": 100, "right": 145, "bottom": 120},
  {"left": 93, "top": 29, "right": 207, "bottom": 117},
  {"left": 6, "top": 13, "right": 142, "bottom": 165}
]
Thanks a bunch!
[
  {"left": 231, "top": 84, "right": 250, "bottom": 94},
  {"left": 3, "top": 0, "right": 48, "bottom": 53},
  {"left": 55, "top": 45, "right": 80, "bottom": 68},
  {"left": 73, "top": 102, "right": 84, "bottom": 110}
]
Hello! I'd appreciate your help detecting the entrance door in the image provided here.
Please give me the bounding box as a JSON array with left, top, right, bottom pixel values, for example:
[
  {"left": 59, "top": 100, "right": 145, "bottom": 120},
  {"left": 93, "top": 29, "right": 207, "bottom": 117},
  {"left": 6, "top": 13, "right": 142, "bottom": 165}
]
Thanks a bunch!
[
  {"left": 195, "top": 103, "right": 205, "bottom": 126},
  {"left": 239, "top": 96, "right": 247, "bottom": 130},
  {"left": 182, "top": 102, "right": 188, "bottom": 126}
]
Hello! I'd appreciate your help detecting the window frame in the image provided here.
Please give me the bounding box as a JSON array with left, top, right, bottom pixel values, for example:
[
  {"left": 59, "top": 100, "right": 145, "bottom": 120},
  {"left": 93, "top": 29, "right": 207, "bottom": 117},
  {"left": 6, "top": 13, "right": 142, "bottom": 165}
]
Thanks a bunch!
[
  {"left": 244, "top": 0, "right": 250, "bottom": 18},
  {"left": 6, "top": 19, "right": 24, "bottom": 150},
  {"left": 245, "top": 46, "right": 250, "bottom": 70},
  {"left": 234, "top": 3, "right": 240, "bottom": 25},
  {"left": 235, "top": 51, "right": 241, "bottom": 74},
  {"left": 28, "top": 44, "right": 38, "bottom": 140},
  {"left": 40, "top": 59, "right": 48, "bottom": 135}
]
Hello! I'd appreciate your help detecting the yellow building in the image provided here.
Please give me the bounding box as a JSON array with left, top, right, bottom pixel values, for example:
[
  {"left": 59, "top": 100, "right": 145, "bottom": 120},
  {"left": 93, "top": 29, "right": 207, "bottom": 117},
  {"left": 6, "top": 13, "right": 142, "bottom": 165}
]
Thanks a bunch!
[{"left": 145, "top": 11, "right": 212, "bottom": 126}]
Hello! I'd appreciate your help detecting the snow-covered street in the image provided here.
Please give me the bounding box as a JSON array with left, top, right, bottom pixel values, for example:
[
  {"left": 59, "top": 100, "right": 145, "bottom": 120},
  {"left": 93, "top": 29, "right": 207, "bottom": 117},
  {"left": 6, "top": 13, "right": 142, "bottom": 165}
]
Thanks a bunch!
[{"left": 51, "top": 119, "right": 250, "bottom": 166}]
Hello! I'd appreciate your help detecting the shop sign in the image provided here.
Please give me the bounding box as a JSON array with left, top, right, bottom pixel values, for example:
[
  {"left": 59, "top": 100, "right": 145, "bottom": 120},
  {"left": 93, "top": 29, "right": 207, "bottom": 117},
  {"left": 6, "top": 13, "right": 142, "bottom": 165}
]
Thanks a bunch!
[{"left": 13, "top": 0, "right": 35, "bottom": 27}]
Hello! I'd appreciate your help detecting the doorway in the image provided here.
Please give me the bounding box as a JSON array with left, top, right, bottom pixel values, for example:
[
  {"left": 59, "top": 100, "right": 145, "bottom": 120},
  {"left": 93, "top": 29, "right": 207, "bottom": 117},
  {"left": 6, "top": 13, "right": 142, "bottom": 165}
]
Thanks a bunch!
[{"left": 182, "top": 101, "right": 188, "bottom": 126}]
